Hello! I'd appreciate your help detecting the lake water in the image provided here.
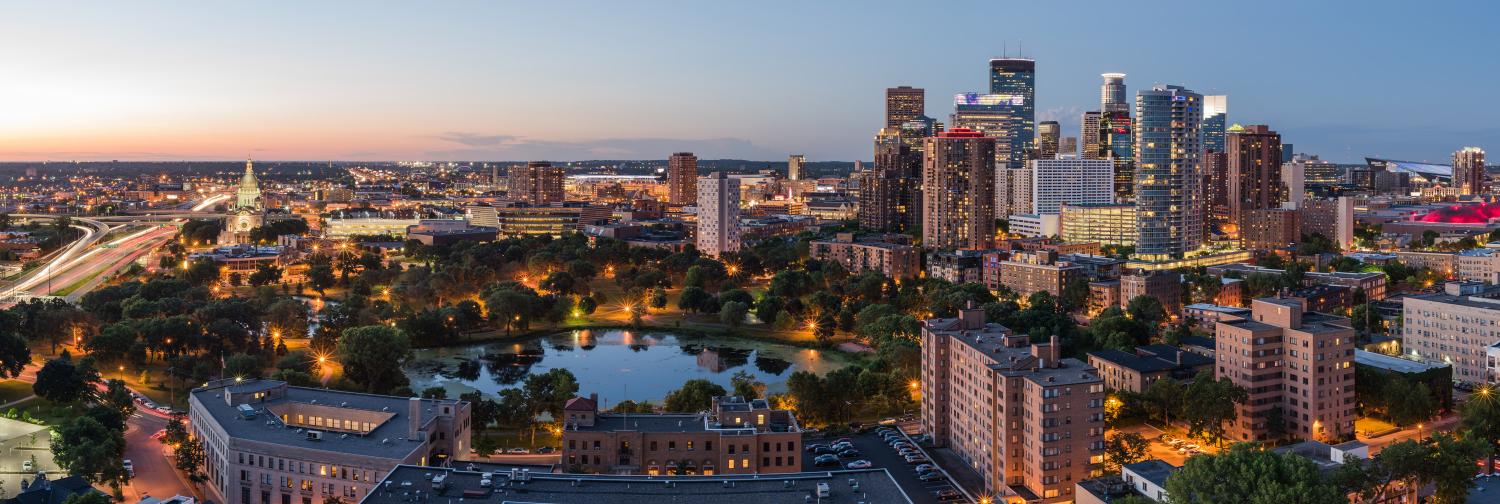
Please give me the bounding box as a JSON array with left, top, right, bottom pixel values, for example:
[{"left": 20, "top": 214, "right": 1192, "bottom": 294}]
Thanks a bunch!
[{"left": 403, "top": 329, "right": 855, "bottom": 408}]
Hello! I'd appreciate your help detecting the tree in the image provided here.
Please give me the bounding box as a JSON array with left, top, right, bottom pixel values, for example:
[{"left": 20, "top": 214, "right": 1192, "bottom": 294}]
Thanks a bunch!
[
  {"left": 1460, "top": 385, "right": 1500, "bottom": 475},
  {"left": 663, "top": 379, "right": 727, "bottom": 412},
  {"left": 730, "top": 370, "right": 765, "bottom": 399},
  {"left": 174, "top": 434, "right": 207, "bottom": 482},
  {"left": 1164, "top": 443, "right": 1342, "bottom": 504},
  {"left": 1125, "top": 295, "right": 1166, "bottom": 328},
  {"left": 1103, "top": 432, "right": 1150, "bottom": 473},
  {"left": 1429, "top": 433, "right": 1485, "bottom": 503},
  {"left": 1333, "top": 439, "right": 1432, "bottom": 504},
  {"left": 335, "top": 325, "right": 412, "bottom": 394},
  {"left": 224, "top": 353, "right": 263, "bottom": 379},
  {"left": 719, "top": 301, "right": 749, "bottom": 327},
  {"left": 1142, "top": 377, "right": 1185, "bottom": 426},
  {"left": 1182, "top": 375, "right": 1248, "bottom": 446},
  {"left": 248, "top": 263, "right": 283, "bottom": 287},
  {"left": 52, "top": 416, "right": 130, "bottom": 489},
  {"left": 0, "top": 314, "right": 31, "bottom": 378},
  {"left": 307, "top": 263, "right": 336, "bottom": 293},
  {"left": 677, "top": 286, "right": 712, "bottom": 313},
  {"left": 33, "top": 354, "right": 98, "bottom": 404},
  {"left": 1386, "top": 380, "right": 1435, "bottom": 427},
  {"left": 420, "top": 386, "right": 448, "bottom": 399},
  {"left": 101, "top": 379, "right": 136, "bottom": 418}
]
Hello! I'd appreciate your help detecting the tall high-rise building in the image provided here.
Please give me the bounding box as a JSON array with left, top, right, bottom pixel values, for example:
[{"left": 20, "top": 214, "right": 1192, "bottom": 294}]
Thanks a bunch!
[
  {"left": 1202, "top": 95, "right": 1228, "bottom": 153},
  {"left": 1226, "top": 124, "right": 1285, "bottom": 247},
  {"left": 1080, "top": 111, "right": 1102, "bottom": 160},
  {"left": 922, "top": 129, "right": 996, "bottom": 250},
  {"left": 1454, "top": 146, "right": 1487, "bottom": 195},
  {"left": 885, "top": 86, "right": 925, "bottom": 128},
  {"left": 1036, "top": 121, "right": 1060, "bottom": 159},
  {"left": 666, "top": 152, "right": 698, "bottom": 205},
  {"left": 787, "top": 154, "right": 806, "bottom": 180},
  {"left": 1058, "top": 136, "right": 1078, "bottom": 157},
  {"left": 987, "top": 58, "right": 1036, "bottom": 168},
  {"left": 1099, "top": 110, "right": 1134, "bottom": 202},
  {"left": 1100, "top": 72, "right": 1128, "bottom": 113},
  {"left": 1029, "top": 157, "right": 1114, "bottom": 215},
  {"left": 1134, "top": 85, "right": 1205, "bottom": 261},
  {"left": 1216, "top": 298, "right": 1356, "bottom": 443},
  {"left": 696, "top": 172, "right": 741, "bottom": 258},
  {"left": 861, "top": 124, "right": 926, "bottom": 231},
  {"left": 508, "top": 161, "right": 565, "bottom": 204},
  {"left": 1205, "top": 151, "right": 1230, "bottom": 229}
]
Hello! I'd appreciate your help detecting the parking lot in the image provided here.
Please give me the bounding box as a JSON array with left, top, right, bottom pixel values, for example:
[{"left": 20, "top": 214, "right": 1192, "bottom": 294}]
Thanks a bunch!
[{"left": 804, "top": 425, "right": 968, "bottom": 504}]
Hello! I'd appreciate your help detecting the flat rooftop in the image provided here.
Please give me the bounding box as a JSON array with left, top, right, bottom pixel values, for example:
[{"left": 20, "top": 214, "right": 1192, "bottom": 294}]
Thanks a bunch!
[
  {"left": 1354, "top": 349, "right": 1449, "bottom": 373},
  {"left": 360, "top": 465, "right": 914, "bottom": 504},
  {"left": 190, "top": 379, "right": 461, "bottom": 459}
]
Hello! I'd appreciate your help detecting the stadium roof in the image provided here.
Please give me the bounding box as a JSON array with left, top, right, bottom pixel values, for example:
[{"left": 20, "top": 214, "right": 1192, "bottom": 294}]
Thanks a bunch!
[{"left": 1366, "top": 157, "right": 1451, "bottom": 178}]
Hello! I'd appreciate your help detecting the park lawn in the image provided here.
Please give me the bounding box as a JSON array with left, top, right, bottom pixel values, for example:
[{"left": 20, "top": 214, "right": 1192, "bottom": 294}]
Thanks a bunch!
[
  {"left": 0, "top": 380, "right": 34, "bottom": 404},
  {"left": 6, "top": 396, "right": 76, "bottom": 427},
  {"left": 477, "top": 428, "right": 561, "bottom": 452}
]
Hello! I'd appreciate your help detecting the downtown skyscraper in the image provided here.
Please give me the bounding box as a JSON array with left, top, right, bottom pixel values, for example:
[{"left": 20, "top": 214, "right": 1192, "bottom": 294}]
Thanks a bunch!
[
  {"left": 1134, "top": 85, "right": 1205, "bottom": 261},
  {"left": 885, "top": 86, "right": 925, "bottom": 128},
  {"left": 952, "top": 58, "right": 1034, "bottom": 218},
  {"left": 1082, "top": 73, "right": 1133, "bottom": 201},
  {"left": 1036, "top": 121, "right": 1060, "bottom": 159},
  {"left": 1203, "top": 95, "right": 1228, "bottom": 153}
]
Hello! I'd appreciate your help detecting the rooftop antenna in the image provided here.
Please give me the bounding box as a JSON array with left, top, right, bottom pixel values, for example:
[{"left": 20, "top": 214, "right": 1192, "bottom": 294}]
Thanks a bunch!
[{"left": 1003, "top": 42, "right": 1007, "bottom": 58}]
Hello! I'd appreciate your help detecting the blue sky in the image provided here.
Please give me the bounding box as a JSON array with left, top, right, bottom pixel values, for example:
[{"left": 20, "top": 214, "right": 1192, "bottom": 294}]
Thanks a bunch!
[{"left": 0, "top": 0, "right": 1493, "bottom": 163}]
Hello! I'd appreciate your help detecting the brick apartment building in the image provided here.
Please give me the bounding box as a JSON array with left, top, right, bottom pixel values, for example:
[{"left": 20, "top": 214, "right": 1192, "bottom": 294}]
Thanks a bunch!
[
  {"left": 921, "top": 304, "right": 1105, "bottom": 503},
  {"left": 559, "top": 395, "right": 801, "bottom": 476},
  {"left": 809, "top": 233, "right": 921, "bottom": 279},
  {"left": 1215, "top": 297, "right": 1356, "bottom": 443}
]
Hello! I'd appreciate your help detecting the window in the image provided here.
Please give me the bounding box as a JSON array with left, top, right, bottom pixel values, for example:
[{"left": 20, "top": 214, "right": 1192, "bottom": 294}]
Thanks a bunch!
[
  {"left": 687, "top": 441, "right": 695, "bottom": 451},
  {"left": 728, "top": 459, "right": 736, "bottom": 469}
]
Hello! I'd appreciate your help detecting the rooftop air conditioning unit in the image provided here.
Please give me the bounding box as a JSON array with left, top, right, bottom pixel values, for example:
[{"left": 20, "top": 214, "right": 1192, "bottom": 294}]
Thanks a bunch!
[{"left": 306, "top": 430, "right": 323, "bottom": 441}]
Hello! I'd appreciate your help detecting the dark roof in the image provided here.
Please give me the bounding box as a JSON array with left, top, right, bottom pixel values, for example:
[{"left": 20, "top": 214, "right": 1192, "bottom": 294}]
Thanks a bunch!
[
  {"left": 4, "top": 474, "right": 102, "bottom": 504},
  {"left": 563, "top": 396, "right": 596, "bottom": 412},
  {"left": 361, "top": 465, "right": 914, "bottom": 504},
  {"left": 1088, "top": 346, "right": 1211, "bottom": 374},
  {"left": 1123, "top": 459, "right": 1178, "bottom": 488}
]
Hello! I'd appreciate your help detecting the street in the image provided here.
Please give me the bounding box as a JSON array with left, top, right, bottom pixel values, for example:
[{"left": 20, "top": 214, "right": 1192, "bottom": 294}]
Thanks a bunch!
[{"left": 122, "top": 410, "right": 197, "bottom": 502}]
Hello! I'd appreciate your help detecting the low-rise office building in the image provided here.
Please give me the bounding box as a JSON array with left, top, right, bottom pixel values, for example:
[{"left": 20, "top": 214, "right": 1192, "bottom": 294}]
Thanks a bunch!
[
  {"left": 188, "top": 379, "right": 471, "bottom": 504},
  {"left": 559, "top": 395, "right": 801, "bottom": 476},
  {"left": 1059, "top": 204, "right": 1136, "bottom": 246}
]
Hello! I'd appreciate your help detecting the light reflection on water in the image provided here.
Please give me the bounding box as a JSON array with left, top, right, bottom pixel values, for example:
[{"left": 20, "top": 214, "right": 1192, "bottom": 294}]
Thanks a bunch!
[{"left": 403, "top": 329, "right": 851, "bottom": 408}]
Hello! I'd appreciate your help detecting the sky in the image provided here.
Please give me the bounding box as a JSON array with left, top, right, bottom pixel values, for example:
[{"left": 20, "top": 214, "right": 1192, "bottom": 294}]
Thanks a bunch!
[{"left": 0, "top": 1, "right": 1495, "bottom": 164}]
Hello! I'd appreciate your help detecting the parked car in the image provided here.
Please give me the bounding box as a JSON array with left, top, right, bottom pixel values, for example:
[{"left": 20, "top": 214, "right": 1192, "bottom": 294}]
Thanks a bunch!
[
  {"left": 123, "top": 459, "right": 134, "bottom": 477},
  {"left": 806, "top": 443, "right": 827, "bottom": 453},
  {"left": 917, "top": 471, "right": 944, "bottom": 482},
  {"left": 536, "top": 446, "right": 555, "bottom": 454},
  {"left": 845, "top": 460, "right": 872, "bottom": 469},
  {"left": 914, "top": 464, "right": 934, "bottom": 473},
  {"left": 838, "top": 449, "right": 861, "bottom": 459},
  {"left": 831, "top": 442, "right": 853, "bottom": 451},
  {"left": 813, "top": 445, "right": 836, "bottom": 455},
  {"left": 878, "top": 418, "right": 898, "bottom": 426},
  {"left": 22, "top": 460, "right": 32, "bottom": 472},
  {"left": 814, "top": 454, "right": 840, "bottom": 467},
  {"left": 507, "top": 447, "right": 529, "bottom": 454},
  {"left": 936, "top": 488, "right": 964, "bottom": 501},
  {"left": 904, "top": 455, "right": 928, "bottom": 464}
]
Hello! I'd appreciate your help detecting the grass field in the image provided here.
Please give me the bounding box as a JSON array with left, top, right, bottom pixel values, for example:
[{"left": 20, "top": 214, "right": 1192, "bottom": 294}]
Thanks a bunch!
[{"left": 0, "top": 380, "right": 34, "bottom": 405}]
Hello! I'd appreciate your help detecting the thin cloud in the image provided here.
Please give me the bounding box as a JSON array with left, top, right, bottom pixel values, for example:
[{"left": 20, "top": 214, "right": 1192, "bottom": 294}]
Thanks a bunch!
[{"left": 426, "top": 133, "right": 783, "bottom": 161}]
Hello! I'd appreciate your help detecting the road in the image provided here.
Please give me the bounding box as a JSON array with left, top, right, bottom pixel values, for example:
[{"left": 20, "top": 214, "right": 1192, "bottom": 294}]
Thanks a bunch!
[
  {"left": 122, "top": 410, "right": 197, "bottom": 502},
  {"left": 2, "top": 224, "right": 177, "bottom": 304},
  {"left": 0, "top": 217, "right": 110, "bottom": 303}
]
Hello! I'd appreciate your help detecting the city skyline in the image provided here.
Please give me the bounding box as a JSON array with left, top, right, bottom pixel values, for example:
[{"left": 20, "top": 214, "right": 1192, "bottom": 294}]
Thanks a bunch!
[{"left": 1, "top": 0, "right": 1494, "bottom": 164}]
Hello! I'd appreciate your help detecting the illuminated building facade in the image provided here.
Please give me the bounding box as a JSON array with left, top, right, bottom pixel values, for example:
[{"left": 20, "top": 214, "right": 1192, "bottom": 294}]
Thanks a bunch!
[
  {"left": 1036, "top": 121, "right": 1060, "bottom": 160},
  {"left": 1080, "top": 111, "right": 1102, "bottom": 161},
  {"left": 787, "top": 154, "right": 805, "bottom": 181},
  {"left": 1454, "top": 147, "right": 1487, "bottom": 196},
  {"left": 922, "top": 129, "right": 996, "bottom": 250},
  {"left": 1202, "top": 95, "right": 1228, "bottom": 153},
  {"left": 1060, "top": 204, "right": 1137, "bottom": 246},
  {"left": 696, "top": 172, "right": 741, "bottom": 258},
  {"left": 667, "top": 152, "right": 697, "bottom": 205},
  {"left": 885, "top": 86, "right": 925, "bottom": 128},
  {"left": 508, "top": 162, "right": 565, "bottom": 205},
  {"left": 1100, "top": 72, "right": 1128, "bottom": 113},
  {"left": 1134, "top": 85, "right": 1205, "bottom": 261},
  {"left": 1099, "top": 110, "right": 1134, "bottom": 202},
  {"left": 1226, "top": 124, "right": 1285, "bottom": 247},
  {"left": 1216, "top": 298, "right": 1356, "bottom": 443}
]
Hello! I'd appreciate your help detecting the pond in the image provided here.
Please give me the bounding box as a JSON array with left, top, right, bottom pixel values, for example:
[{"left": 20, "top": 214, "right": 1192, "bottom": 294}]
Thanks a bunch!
[{"left": 403, "top": 329, "right": 856, "bottom": 408}]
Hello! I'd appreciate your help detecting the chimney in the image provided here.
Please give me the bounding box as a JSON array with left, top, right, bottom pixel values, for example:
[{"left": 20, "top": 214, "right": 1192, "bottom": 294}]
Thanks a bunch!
[
  {"left": 959, "top": 301, "right": 984, "bottom": 330},
  {"left": 589, "top": 393, "right": 599, "bottom": 411},
  {"left": 408, "top": 397, "right": 422, "bottom": 440},
  {"left": 1049, "top": 335, "right": 1060, "bottom": 367},
  {"left": 1175, "top": 350, "right": 1183, "bottom": 366}
]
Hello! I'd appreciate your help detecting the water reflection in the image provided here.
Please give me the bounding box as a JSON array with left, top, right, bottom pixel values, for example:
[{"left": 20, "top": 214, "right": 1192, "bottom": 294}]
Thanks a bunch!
[{"left": 404, "top": 329, "right": 851, "bottom": 407}]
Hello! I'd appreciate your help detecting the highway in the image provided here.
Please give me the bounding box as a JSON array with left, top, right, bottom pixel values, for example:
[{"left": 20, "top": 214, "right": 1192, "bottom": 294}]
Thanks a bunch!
[{"left": 0, "top": 196, "right": 226, "bottom": 307}]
